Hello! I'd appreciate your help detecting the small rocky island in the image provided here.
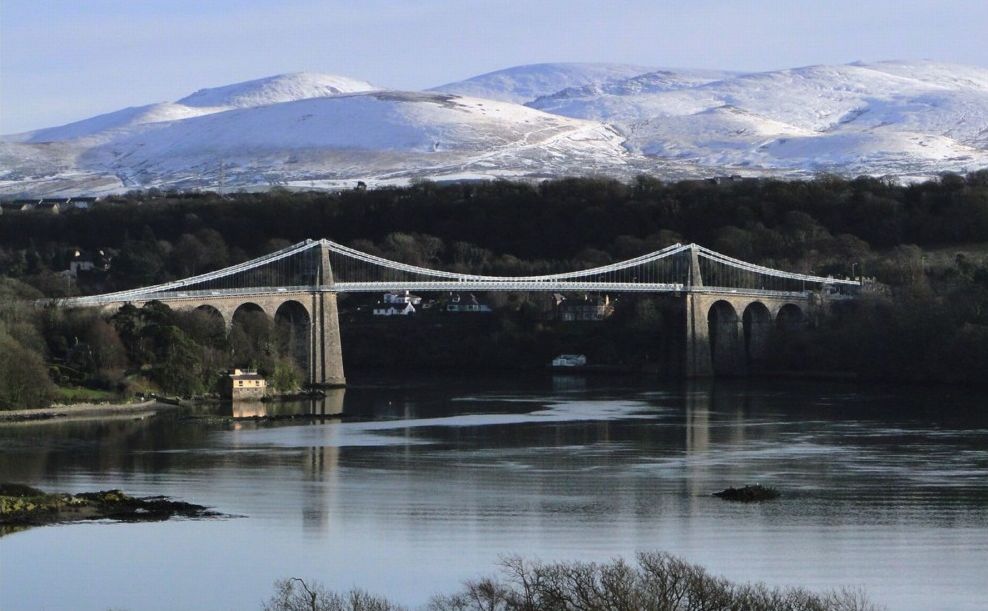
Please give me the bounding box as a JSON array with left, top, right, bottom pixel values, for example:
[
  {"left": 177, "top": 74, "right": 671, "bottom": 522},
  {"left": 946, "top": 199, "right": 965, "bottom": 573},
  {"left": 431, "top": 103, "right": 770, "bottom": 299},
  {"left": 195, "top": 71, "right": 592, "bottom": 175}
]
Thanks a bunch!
[
  {"left": 713, "top": 484, "right": 781, "bottom": 502},
  {"left": 0, "top": 483, "right": 219, "bottom": 535}
]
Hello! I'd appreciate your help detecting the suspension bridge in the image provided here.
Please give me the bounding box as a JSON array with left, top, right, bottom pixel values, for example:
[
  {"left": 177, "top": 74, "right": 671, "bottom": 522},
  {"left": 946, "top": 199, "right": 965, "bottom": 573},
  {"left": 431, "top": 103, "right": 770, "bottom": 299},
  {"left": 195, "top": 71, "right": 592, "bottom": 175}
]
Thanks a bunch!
[{"left": 61, "top": 239, "right": 860, "bottom": 383}]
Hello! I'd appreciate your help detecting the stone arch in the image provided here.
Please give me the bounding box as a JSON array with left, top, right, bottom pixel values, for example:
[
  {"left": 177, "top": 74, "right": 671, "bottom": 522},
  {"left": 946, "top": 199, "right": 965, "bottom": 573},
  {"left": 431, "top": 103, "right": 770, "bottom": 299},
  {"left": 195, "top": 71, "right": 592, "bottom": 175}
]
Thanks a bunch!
[
  {"left": 776, "top": 303, "right": 806, "bottom": 333},
  {"left": 707, "top": 300, "right": 741, "bottom": 376},
  {"left": 742, "top": 301, "right": 772, "bottom": 368},
  {"left": 229, "top": 302, "right": 274, "bottom": 369},
  {"left": 275, "top": 300, "right": 312, "bottom": 378},
  {"left": 231, "top": 302, "right": 268, "bottom": 324},
  {"left": 166, "top": 303, "right": 228, "bottom": 350},
  {"left": 194, "top": 304, "right": 227, "bottom": 328}
]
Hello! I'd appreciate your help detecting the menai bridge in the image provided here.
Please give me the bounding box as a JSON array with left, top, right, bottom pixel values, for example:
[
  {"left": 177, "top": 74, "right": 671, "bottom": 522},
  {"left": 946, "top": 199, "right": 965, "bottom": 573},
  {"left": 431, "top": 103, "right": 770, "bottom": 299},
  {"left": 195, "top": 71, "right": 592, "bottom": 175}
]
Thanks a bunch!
[{"left": 60, "top": 239, "right": 860, "bottom": 384}]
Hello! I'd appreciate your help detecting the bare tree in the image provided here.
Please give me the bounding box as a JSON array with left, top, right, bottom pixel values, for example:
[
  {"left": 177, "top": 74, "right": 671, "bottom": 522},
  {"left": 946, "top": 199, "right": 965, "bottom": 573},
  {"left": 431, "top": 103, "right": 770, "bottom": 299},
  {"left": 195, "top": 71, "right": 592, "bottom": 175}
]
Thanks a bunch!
[
  {"left": 262, "top": 578, "right": 405, "bottom": 611},
  {"left": 264, "top": 552, "right": 884, "bottom": 611}
]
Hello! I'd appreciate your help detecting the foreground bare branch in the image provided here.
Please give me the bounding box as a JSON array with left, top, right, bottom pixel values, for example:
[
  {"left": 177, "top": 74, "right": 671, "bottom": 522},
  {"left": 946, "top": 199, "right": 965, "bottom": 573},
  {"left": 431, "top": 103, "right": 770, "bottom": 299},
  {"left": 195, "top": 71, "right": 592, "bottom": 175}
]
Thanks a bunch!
[{"left": 265, "top": 552, "right": 885, "bottom": 611}]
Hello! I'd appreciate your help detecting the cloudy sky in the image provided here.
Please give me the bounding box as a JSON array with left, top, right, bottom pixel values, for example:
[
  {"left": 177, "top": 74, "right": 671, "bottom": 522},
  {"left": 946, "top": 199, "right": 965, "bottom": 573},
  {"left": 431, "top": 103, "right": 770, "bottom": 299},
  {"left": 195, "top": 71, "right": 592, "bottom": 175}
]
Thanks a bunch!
[{"left": 3, "top": 0, "right": 987, "bottom": 133}]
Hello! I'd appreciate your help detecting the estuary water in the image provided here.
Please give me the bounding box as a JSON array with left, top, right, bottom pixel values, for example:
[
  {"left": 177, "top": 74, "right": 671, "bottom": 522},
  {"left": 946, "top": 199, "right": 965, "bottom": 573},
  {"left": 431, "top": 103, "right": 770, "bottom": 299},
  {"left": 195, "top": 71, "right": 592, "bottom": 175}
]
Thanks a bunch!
[{"left": 1, "top": 373, "right": 987, "bottom": 610}]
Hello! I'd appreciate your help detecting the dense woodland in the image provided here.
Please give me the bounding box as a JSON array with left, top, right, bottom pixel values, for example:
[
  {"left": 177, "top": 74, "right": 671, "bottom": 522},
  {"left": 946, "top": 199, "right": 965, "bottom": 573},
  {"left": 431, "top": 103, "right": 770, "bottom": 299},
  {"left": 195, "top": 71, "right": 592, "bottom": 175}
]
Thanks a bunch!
[{"left": 2, "top": 172, "right": 988, "bottom": 407}]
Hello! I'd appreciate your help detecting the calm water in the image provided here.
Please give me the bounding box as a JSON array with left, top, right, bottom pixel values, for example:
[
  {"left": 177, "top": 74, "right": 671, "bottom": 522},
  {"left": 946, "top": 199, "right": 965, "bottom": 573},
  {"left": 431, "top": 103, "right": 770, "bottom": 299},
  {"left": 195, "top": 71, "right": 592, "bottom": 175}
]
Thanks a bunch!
[{"left": 1, "top": 373, "right": 987, "bottom": 610}]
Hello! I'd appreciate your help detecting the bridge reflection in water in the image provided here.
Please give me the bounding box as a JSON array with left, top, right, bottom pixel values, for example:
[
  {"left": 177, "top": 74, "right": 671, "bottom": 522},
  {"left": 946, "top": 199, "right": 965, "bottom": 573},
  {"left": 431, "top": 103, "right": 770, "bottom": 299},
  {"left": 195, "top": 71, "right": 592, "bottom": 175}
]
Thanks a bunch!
[
  {"left": 225, "top": 388, "right": 346, "bottom": 419},
  {"left": 59, "top": 240, "right": 860, "bottom": 382},
  {"left": 224, "top": 390, "right": 346, "bottom": 533},
  {"left": 268, "top": 381, "right": 766, "bottom": 536}
]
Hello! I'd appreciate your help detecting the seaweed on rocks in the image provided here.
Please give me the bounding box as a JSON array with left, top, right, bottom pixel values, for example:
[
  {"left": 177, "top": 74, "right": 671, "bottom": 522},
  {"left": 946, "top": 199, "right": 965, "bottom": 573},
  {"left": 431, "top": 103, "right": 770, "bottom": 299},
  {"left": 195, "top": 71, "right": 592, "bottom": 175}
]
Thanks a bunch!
[{"left": 0, "top": 483, "right": 221, "bottom": 535}]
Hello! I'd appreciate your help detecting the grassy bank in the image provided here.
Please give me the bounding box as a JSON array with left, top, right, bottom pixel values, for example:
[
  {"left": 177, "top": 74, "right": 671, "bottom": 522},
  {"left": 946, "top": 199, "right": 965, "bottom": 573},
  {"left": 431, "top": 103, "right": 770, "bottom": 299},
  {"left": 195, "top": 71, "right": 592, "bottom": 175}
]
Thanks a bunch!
[
  {"left": 0, "top": 399, "right": 166, "bottom": 423},
  {"left": 51, "top": 385, "right": 119, "bottom": 403}
]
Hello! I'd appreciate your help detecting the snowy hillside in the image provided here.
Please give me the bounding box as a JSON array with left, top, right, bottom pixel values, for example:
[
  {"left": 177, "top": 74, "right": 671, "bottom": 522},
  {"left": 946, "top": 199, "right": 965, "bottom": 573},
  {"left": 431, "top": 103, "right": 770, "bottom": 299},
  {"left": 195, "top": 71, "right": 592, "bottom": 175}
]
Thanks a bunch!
[
  {"left": 7, "top": 103, "right": 219, "bottom": 144},
  {"left": 176, "top": 72, "right": 378, "bottom": 108},
  {"left": 0, "top": 87, "right": 631, "bottom": 195},
  {"left": 528, "top": 60, "right": 988, "bottom": 175},
  {"left": 84, "top": 91, "right": 630, "bottom": 185},
  {"left": 2, "top": 61, "right": 987, "bottom": 196},
  {"left": 6, "top": 73, "right": 378, "bottom": 145},
  {"left": 432, "top": 63, "right": 655, "bottom": 104},
  {"left": 529, "top": 68, "right": 740, "bottom": 122}
]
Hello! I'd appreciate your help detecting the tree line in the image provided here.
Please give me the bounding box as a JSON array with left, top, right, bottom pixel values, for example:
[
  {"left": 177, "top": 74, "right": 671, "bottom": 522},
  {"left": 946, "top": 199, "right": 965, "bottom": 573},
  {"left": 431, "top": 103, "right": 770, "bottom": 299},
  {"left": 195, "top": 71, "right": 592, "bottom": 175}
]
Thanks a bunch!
[
  {"left": 1, "top": 172, "right": 987, "bottom": 406},
  {"left": 3, "top": 171, "right": 988, "bottom": 290}
]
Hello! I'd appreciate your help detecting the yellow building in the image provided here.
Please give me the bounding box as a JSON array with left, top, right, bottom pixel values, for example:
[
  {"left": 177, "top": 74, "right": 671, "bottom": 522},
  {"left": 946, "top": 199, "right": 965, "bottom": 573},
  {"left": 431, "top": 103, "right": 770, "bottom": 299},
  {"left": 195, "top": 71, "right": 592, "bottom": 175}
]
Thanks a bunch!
[{"left": 223, "top": 369, "right": 267, "bottom": 400}]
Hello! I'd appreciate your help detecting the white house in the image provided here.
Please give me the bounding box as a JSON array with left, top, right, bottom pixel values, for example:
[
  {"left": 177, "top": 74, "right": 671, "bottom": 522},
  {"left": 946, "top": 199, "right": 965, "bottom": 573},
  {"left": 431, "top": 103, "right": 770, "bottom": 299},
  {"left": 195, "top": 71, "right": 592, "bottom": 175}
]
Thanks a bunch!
[
  {"left": 373, "top": 292, "right": 419, "bottom": 316},
  {"left": 383, "top": 291, "right": 422, "bottom": 305},
  {"left": 373, "top": 302, "right": 416, "bottom": 316}
]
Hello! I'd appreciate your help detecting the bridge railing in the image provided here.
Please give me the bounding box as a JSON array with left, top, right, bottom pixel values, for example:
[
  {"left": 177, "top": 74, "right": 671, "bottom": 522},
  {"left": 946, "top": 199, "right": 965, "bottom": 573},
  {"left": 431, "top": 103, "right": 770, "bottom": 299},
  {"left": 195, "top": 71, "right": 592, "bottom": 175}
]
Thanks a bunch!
[
  {"left": 56, "top": 285, "right": 323, "bottom": 306},
  {"left": 56, "top": 284, "right": 822, "bottom": 307},
  {"left": 333, "top": 281, "right": 689, "bottom": 293},
  {"left": 53, "top": 239, "right": 861, "bottom": 307}
]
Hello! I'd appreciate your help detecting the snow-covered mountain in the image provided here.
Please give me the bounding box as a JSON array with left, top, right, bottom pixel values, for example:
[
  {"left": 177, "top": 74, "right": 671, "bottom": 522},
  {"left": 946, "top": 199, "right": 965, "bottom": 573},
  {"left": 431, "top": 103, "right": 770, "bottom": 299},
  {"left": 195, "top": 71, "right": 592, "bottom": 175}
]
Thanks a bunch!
[
  {"left": 2, "top": 61, "right": 987, "bottom": 196},
  {"left": 431, "top": 63, "right": 658, "bottom": 104},
  {"left": 0, "top": 81, "right": 631, "bottom": 195},
  {"left": 86, "top": 91, "right": 629, "bottom": 188},
  {"left": 529, "top": 68, "right": 740, "bottom": 121},
  {"left": 176, "top": 72, "right": 378, "bottom": 108},
  {"left": 7, "top": 73, "right": 379, "bottom": 145},
  {"left": 528, "top": 60, "right": 988, "bottom": 176}
]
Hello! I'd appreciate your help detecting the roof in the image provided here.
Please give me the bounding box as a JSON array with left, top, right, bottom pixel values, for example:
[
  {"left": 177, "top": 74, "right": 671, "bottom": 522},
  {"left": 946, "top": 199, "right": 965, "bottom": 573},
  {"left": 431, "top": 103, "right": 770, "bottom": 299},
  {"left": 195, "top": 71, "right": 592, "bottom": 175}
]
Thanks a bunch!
[{"left": 229, "top": 371, "right": 265, "bottom": 380}]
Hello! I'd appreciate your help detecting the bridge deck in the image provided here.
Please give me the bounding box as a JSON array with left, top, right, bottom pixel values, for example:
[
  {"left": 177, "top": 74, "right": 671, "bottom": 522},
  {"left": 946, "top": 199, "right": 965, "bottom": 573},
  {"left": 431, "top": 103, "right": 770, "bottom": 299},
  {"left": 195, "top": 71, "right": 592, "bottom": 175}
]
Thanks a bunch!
[{"left": 60, "top": 283, "right": 821, "bottom": 307}]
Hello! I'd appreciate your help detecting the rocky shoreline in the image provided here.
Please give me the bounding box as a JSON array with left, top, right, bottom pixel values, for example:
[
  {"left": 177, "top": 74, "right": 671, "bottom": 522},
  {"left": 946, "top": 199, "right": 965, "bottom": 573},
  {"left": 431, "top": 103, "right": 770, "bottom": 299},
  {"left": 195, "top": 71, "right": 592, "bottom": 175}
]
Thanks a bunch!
[{"left": 0, "top": 483, "right": 221, "bottom": 536}]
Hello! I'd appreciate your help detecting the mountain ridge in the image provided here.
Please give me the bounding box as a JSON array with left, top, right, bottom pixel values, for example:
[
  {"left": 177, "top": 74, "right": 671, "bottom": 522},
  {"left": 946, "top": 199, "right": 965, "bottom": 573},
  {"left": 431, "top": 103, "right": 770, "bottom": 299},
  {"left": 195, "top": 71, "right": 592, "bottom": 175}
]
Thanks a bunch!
[{"left": 2, "top": 60, "right": 987, "bottom": 196}]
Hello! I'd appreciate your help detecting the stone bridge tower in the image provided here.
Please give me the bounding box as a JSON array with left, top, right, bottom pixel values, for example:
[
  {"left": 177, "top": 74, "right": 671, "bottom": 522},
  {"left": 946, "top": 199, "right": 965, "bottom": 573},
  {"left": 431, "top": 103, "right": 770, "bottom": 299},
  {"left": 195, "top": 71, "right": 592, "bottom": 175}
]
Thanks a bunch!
[
  {"left": 314, "top": 240, "right": 345, "bottom": 386},
  {"left": 115, "top": 241, "right": 347, "bottom": 387},
  {"left": 682, "top": 244, "right": 815, "bottom": 378},
  {"left": 684, "top": 245, "right": 714, "bottom": 378}
]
